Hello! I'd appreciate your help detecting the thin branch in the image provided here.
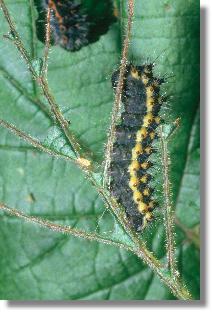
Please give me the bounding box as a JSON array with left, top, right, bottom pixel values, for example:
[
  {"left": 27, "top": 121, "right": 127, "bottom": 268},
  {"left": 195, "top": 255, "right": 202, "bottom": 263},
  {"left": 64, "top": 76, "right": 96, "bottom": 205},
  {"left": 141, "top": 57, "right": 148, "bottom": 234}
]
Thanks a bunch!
[
  {"left": 38, "top": 76, "right": 83, "bottom": 158},
  {"left": 159, "top": 125, "right": 178, "bottom": 279},
  {"left": 135, "top": 249, "right": 191, "bottom": 300},
  {"left": 29, "top": 0, "right": 40, "bottom": 100},
  {"left": 0, "top": 203, "right": 134, "bottom": 252},
  {"left": 0, "top": 118, "right": 92, "bottom": 171},
  {"left": 0, "top": 118, "right": 73, "bottom": 162},
  {"left": 0, "top": 0, "right": 37, "bottom": 78},
  {"left": 41, "top": 6, "right": 51, "bottom": 77},
  {"left": 103, "top": 0, "right": 134, "bottom": 184}
]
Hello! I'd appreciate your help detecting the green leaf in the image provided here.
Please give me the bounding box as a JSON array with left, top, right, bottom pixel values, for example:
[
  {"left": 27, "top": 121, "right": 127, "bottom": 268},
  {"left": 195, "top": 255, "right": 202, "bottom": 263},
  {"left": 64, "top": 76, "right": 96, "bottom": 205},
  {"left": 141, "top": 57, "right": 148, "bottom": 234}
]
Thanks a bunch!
[{"left": 0, "top": 0, "right": 199, "bottom": 300}]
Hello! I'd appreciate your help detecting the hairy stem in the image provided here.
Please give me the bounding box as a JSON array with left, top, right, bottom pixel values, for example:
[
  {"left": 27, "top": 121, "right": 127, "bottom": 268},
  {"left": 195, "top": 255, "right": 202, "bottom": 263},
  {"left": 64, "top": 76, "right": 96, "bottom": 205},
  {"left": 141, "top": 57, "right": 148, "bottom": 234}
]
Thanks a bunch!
[
  {"left": 38, "top": 76, "right": 82, "bottom": 157},
  {"left": 0, "top": 0, "right": 37, "bottom": 78},
  {"left": 42, "top": 6, "right": 51, "bottom": 77},
  {"left": 0, "top": 203, "right": 133, "bottom": 253},
  {"left": 0, "top": 118, "right": 73, "bottom": 162},
  {"left": 159, "top": 125, "right": 178, "bottom": 279},
  {"left": 135, "top": 251, "right": 191, "bottom": 300},
  {"left": 0, "top": 118, "right": 90, "bottom": 170},
  {"left": 103, "top": 0, "right": 134, "bottom": 184}
]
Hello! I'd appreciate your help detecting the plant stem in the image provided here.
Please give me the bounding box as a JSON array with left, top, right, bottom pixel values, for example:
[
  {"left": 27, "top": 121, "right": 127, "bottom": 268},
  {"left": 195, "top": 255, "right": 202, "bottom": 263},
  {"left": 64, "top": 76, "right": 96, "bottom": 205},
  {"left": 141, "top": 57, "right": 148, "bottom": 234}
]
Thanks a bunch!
[
  {"left": 135, "top": 249, "right": 191, "bottom": 300},
  {"left": 159, "top": 125, "right": 178, "bottom": 279},
  {"left": 103, "top": 0, "right": 134, "bottom": 185},
  {"left": 38, "top": 76, "right": 82, "bottom": 158},
  {"left": 0, "top": 118, "right": 73, "bottom": 162},
  {"left": 0, "top": 118, "right": 91, "bottom": 170},
  {"left": 0, "top": 203, "right": 134, "bottom": 253},
  {"left": 42, "top": 6, "right": 51, "bottom": 77}
]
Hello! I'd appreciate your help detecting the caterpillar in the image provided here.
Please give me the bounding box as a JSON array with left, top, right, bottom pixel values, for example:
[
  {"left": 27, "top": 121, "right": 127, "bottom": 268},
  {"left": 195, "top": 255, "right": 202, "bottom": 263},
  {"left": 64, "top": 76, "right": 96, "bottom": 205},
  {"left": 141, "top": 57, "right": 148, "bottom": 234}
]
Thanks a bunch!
[
  {"left": 43, "top": 0, "right": 89, "bottom": 51},
  {"left": 109, "top": 63, "right": 165, "bottom": 232}
]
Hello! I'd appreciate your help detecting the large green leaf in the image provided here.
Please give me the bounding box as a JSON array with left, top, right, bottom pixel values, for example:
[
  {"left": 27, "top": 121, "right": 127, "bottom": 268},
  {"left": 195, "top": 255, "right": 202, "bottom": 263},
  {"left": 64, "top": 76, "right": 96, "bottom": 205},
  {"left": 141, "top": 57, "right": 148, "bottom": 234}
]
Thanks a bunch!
[{"left": 0, "top": 0, "right": 199, "bottom": 300}]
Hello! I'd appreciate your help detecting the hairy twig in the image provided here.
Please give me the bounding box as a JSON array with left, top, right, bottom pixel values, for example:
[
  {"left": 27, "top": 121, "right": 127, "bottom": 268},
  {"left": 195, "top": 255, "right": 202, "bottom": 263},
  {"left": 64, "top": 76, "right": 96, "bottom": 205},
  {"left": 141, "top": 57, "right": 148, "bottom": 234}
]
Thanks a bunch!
[
  {"left": 0, "top": 0, "right": 36, "bottom": 78},
  {"left": 0, "top": 118, "right": 73, "bottom": 162},
  {"left": 0, "top": 117, "right": 179, "bottom": 297},
  {"left": 38, "top": 77, "right": 83, "bottom": 158},
  {"left": 159, "top": 125, "right": 178, "bottom": 279},
  {"left": 0, "top": 203, "right": 134, "bottom": 253},
  {"left": 41, "top": 6, "right": 51, "bottom": 77},
  {"left": 103, "top": 0, "right": 134, "bottom": 184},
  {"left": 0, "top": 118, "right": 91, "bottom": 170},
  {"left": 0, "top": 118, "right": 191, "bottom": 299}
]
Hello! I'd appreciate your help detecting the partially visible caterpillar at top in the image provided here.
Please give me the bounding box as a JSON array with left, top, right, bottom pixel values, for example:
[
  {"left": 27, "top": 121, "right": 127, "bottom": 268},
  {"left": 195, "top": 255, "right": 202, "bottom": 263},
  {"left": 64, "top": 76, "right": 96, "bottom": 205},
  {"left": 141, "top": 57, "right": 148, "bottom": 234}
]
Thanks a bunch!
[
  {"left": 109, "top": 63, "right": 165, "bottom": 232},
  {"left": 43, "top": 0, "right": 89, "bottom": 51}
]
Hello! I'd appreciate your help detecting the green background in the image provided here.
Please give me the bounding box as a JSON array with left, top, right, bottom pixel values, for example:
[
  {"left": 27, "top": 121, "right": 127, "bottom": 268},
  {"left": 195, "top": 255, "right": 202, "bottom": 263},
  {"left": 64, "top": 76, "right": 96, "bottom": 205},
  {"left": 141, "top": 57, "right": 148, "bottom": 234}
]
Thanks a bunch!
[{"left": 0, "top": 0, "right": 200, "bottom": 300}]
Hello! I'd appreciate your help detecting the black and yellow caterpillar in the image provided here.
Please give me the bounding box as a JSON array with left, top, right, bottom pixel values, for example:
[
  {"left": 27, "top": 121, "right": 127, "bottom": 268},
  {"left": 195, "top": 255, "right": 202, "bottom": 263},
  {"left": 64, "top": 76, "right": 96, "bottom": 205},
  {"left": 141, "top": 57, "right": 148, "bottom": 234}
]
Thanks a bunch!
[{"left": 109, "top": 63, "right": 165, "bottom": 231}]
